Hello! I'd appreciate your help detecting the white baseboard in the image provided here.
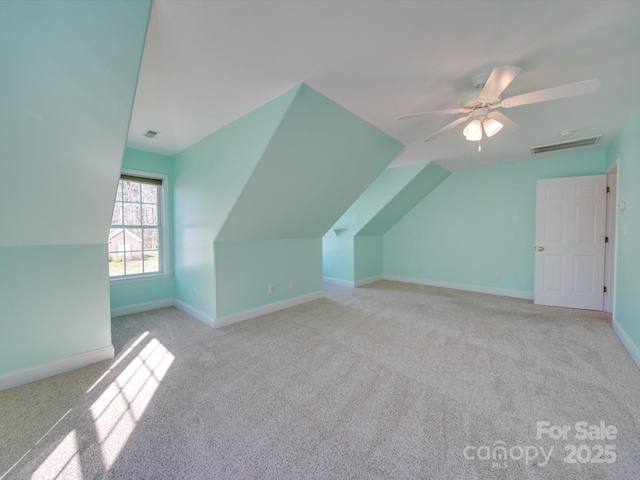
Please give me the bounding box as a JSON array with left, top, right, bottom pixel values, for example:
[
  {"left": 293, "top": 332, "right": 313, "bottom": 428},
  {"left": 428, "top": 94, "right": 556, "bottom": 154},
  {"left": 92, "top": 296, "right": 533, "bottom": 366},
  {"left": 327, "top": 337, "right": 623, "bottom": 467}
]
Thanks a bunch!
[
  {"left": 174, "top": 299, "right": 216, "bottom": 329},
  {"left": 383, "top": 274, "right": 534, "bottom": 300},
  {"left": 111, "top": 298, "right": 174, "bottom": 317},
  {"left": 0, "top": 345, "right": 115, "bottom": 391},
  {"left": 215, "top": 291, "right": 325, "bottom": 328},
  {"left": 612, "top": 317, "right": 640, "bottom": 371},
  {"left": 354, "top": 275, "right": 384, "bottom": 287},
  {"left": 323, "top": 277, "right": 355, "bottom": 288},
  {"left": 323, "top": 275, "right": 383, "bottom": 288}
]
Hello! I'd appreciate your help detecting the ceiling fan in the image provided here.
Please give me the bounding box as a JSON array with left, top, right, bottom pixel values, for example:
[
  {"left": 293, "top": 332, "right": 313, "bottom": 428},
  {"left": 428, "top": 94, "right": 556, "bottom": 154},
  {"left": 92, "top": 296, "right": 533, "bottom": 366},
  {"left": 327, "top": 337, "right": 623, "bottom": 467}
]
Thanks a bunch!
[{"left": 398, "top": 66, "right": 601, "bottom": 148}]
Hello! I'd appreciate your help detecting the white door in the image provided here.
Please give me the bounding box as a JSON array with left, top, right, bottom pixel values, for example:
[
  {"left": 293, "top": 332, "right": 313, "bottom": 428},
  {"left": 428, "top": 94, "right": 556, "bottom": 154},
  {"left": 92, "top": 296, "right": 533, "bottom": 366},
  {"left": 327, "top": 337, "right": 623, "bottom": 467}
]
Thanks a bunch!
[{"left": 534, "top": 175, "right": 607, "bottom": 310}]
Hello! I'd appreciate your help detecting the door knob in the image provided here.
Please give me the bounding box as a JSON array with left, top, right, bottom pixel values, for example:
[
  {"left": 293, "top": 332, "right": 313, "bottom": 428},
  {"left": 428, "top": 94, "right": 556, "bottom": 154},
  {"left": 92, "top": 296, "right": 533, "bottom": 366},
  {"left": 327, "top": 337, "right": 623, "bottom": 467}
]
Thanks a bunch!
[{"left": 537, "top": 246, "right": 544, "bottom": 251}]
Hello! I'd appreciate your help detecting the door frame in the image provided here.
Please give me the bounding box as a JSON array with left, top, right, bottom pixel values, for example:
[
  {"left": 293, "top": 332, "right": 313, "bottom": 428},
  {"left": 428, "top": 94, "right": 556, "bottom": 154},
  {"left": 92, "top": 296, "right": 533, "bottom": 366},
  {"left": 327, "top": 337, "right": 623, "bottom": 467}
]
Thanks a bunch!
[{"left": 604, "top": 160, "right": 619, "bottom": 314}]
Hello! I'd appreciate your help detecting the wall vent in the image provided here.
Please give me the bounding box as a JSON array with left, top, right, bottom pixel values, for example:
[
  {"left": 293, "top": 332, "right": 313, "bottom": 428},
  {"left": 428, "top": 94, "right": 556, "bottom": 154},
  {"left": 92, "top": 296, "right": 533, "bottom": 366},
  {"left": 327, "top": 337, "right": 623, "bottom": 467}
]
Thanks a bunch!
[
  {"left": 143, "top": 129, "right": 160, "bottom": 138},
  {"left": 530, "top": 135, "right": 601, "bottom": 154}
]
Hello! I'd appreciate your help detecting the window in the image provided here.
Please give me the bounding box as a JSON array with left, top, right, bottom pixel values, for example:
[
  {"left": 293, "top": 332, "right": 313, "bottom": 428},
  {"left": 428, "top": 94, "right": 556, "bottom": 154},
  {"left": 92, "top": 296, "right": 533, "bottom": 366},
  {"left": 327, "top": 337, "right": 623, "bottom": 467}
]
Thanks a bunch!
[{"left": 108, "top": 172, "right": 168, "bottom": 280}]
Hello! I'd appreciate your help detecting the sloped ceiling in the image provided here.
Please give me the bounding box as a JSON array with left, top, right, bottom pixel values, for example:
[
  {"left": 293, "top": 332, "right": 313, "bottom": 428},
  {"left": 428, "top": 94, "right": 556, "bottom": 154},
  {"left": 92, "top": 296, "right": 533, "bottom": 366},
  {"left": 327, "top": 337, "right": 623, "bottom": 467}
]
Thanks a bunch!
[
  {"left": 330, "top": 163, "right": 428, "bottom": 235},
  {"left": 216, "top": 84, "right": 404, "bottom": 241},
  {"left": 358, "top": 163, "right": 450, "bottom": 236},
  {"left": 128, "top": 1, "right": 640, "bottom": 172},
  {"left": 0, "top": 0, "right": 151, "bottom": 247},
  {"left": 172, "top": 84, "right": 299, "bottom": 240},
  {"left": 327, "top": 162, "right": 450, "bottom": 238}
]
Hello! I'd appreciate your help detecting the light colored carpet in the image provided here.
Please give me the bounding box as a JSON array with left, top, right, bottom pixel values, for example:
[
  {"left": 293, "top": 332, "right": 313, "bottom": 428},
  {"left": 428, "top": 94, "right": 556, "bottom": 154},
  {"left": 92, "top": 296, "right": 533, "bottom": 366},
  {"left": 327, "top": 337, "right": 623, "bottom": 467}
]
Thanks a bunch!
[{"left": 1, "top": 280, "right": 639, "bottom": 479}]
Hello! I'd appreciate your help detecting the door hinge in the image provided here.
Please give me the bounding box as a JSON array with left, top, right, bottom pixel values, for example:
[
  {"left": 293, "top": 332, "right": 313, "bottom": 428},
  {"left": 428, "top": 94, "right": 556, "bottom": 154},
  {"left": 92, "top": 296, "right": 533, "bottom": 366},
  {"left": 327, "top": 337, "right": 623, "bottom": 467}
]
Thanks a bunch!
[
  {"left": 604, "top": 286, "right": 607, "bottom": 293},
  {"left": 607, "top": 186, "right": 610, "bottom": 193},
  {"left": 605, "top": 236, "right": 609, "bottom": 243}
]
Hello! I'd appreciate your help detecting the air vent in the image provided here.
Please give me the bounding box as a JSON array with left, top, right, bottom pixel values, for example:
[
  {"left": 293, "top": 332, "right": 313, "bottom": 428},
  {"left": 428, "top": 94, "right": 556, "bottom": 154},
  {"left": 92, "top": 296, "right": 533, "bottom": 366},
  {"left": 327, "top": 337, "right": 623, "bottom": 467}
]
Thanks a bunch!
[
  {"left": 530, "top": 135, "right": 601, "bottom": 154},
  {"left": 143, "top": 130, "right": 160, "bottom": 138}
]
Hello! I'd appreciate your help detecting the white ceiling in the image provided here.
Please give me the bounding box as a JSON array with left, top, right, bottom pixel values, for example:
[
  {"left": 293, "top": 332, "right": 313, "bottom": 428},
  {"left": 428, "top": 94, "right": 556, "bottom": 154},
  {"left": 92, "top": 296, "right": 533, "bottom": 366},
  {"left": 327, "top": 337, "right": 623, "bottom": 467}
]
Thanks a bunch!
[{"left": 128, "top": 0, "right": 640, "bottom": 172}]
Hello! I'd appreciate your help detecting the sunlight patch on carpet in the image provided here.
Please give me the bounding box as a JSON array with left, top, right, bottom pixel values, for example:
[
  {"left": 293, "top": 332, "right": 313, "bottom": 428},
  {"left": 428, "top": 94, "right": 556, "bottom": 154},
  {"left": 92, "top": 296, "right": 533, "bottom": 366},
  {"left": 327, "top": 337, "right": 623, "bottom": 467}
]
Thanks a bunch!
[
  {"left": 86, "top": 331, "right": 150, "bottom": 394},
  {"left": 90, "top": 337, "right": 174, "bottom": 470},
  {"left": 31, "top": 430, "right": 82, "bottom": 479}
]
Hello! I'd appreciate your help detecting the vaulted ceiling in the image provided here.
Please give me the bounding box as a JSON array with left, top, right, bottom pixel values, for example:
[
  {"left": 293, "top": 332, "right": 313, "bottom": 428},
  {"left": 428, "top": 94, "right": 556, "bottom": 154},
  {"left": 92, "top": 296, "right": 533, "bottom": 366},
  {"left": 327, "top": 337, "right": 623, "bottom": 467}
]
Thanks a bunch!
[{"left": 128, "top": 1, "right": 640, "bottom": 171}]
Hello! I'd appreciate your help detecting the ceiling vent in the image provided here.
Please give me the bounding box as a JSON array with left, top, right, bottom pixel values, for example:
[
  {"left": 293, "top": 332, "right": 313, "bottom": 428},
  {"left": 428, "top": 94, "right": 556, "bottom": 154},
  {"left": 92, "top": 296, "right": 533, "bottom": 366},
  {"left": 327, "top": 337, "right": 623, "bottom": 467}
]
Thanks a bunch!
[
  {"left": 143, "top": 129, "right": 160, "bottom": 138},
  {"left": 530, "top": 135, "right": 601, "bottom": 154}
]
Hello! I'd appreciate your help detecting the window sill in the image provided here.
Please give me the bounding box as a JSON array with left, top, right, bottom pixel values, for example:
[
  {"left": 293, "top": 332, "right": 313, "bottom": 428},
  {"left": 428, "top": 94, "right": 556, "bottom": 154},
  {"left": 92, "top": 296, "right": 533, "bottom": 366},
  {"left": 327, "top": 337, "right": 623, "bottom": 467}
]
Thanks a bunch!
[{"left": 109, "top": 272, "right": 172, "bottom": 285}]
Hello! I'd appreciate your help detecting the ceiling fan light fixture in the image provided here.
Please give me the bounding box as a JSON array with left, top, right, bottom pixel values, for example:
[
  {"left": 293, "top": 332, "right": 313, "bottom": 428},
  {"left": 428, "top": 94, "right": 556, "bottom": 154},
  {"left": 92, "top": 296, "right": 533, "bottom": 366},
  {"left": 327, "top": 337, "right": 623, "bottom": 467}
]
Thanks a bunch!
[
  {"left": 483, "top": 117, "right": 503, "bottom": 137},
  {"left": 398, "top": 67, "right": 600, "bottom": 148},
  {"left": 463, "top": 119, "right": 483, "bottom": 141}
]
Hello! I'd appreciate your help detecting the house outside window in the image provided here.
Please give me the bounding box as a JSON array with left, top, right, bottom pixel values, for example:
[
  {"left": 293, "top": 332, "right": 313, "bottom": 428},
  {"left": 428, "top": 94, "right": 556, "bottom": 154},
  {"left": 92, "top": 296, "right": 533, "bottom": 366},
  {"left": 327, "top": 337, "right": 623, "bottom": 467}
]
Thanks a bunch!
[{"left": 109, "top": 171, "right": 168, "bottom": 280}]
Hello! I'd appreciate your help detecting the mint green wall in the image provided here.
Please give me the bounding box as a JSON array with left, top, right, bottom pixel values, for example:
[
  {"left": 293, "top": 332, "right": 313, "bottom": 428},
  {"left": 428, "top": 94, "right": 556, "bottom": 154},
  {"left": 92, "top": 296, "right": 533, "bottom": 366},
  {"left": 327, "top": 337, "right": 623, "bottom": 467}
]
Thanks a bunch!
[
  {"left": 354, "top": 236, "right": 383, "bottom": 281},
  {"left": 358, "top": 163, "right": 450, "bottom": 236},
  {"left": 606, "top": 104, "right": 640, "bottom": 353},
  {"left": 110, "top": 148, "right": 175, "bottom": 311},
  {"left": 323, "top": 164, "right": 426, "bottom": 283},
  {"left": 172, "top": 86, "right": 299, "bottom": 316},
  {"left": 323, "top": 162, "right": 449, "bottom": 284},
  {"left": 322, "top": 234, "right": 383, "bottom": 283},
  {"left": 0, "top": 246, "right": 112, "bottom": 372},
  {"left": 322, "top": 233, "right": 355, "bottom": 282},
  {"left": 110, "top": 278, "right": 174, "bottom": 311},
  {"left": 172, "top": 83, "right": 402, "bottom": 319},
  {"left": 0, "top": 0, "right": 151, "bottom": 246},
  {"left": 121, "top": 148, "right": 173, "bottom": 177},
  {"left": 328, "top": 164, "right": 427, "bottom": 237},
  {"left": 213, "top": 84, "right": 402, "bottom": 316},
  {"left": 215, "top": 239, "right": 322, "bottom": 317},
  {"left": 0, "top": 1, "right": 151, "bottom": 376},
  {"left": 217, "top": 84, "right": 404, "bottom": 241},
  {"left": 384, "top": 151, "right": 607, "bottom": 295}
]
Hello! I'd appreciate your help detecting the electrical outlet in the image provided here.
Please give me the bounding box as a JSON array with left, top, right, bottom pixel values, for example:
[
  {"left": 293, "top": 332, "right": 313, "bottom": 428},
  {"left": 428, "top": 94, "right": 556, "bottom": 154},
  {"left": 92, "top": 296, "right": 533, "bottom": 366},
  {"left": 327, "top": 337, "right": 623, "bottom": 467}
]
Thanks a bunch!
[
  {"left": 418, "top": 265, "right": 423, "bottom": 272},
  {"left": 269, "top": 284, "right": 275, "bottom": 294},
  {"left": 289, "top": 280, "right": 295, "bottom": 289},
  {"left": 193, "top": 288, "right": 197, "bottom": 298},
  {"left": 330, "top": 266, "right": 334, "bottom": 273},
  {"left": 496, "top": 273, "right": 502, "bottom": 281}
]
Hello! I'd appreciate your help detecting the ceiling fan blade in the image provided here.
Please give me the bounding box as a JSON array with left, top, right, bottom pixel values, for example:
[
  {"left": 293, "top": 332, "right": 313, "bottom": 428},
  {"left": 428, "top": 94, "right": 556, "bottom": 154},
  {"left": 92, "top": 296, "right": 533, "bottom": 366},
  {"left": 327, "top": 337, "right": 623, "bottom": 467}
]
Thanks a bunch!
[
  {"left": 479, "top": 66, "right": 522, "bottom": 101},
  {"left": 422, "top": 115, "right": 471, "bottom": 142},
  {"left": 489, "top": 110, "right": 519, "bottom": 131},
  {"left": 397, "top": 108, "right": 467, "bottom": 120},
  {"left": 501, "top": 79, "right": 601, "bottom": 108}
]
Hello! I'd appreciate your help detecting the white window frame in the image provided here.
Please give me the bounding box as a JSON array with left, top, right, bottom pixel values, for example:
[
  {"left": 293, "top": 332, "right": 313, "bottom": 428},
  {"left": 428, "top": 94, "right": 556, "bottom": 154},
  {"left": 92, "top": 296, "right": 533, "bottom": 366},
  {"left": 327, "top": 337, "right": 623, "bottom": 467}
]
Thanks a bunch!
[{"left": 109, "top": 169, "right": 170, "bottom": 284}]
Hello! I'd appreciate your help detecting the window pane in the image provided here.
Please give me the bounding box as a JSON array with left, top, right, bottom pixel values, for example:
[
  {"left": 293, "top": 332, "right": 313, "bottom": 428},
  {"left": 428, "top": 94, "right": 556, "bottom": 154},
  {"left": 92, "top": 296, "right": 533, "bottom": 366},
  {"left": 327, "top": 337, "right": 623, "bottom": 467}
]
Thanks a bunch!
[
  {"left": 143, "top": 250, "right": 159, "bottom": 273},
  {"left": 127, "top": 228, "right": 142, "bottom": 243},
  {"left": 108, "top": 229, "right": 122, "bottom": 253},
  {"left": 124, "top": 251, "right": 143, "bottom": 275},
  {"left": 116, "top": 181, "right": 123, "bottom": 201},
  {"left": 141, "top": 184, "right": 158, "bottom": 204},
  {"left": 143, "top": 228, "right": 159, "bottom": 250},
  {"left": 109, "top": 255, "right": 124, "bottom": 277},
  {"left": 108, "top": 227, "right": 126, "bottom": 276},
  {"left": 122, "top": 181, "right": 140, "bottom": 202},
  {"left": 123, "top": 203, "right": 141, "bottom": 225},
  {"left": 142, "top": 204, "right": 157, "bottom": 226},
  {"left": 111, "top": 202, "right": 123, "bottom": 225}
]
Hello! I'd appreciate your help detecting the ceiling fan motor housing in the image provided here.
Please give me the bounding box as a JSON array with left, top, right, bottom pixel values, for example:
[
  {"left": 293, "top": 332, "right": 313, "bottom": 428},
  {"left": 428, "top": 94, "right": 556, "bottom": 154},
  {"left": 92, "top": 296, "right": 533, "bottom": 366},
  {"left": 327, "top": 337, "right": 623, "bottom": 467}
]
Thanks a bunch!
[
  {"left": 462, "top": 72, "right": 501, "bottom": 109},
  {"left": 471, "top": 107, "right": 489, "bottom": 121},
  {"left": 461, "top": 91, "right": 496, "bottom": 109},
  {"left": 472, "top": 73, "right": 490, "bottom": 89}
]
